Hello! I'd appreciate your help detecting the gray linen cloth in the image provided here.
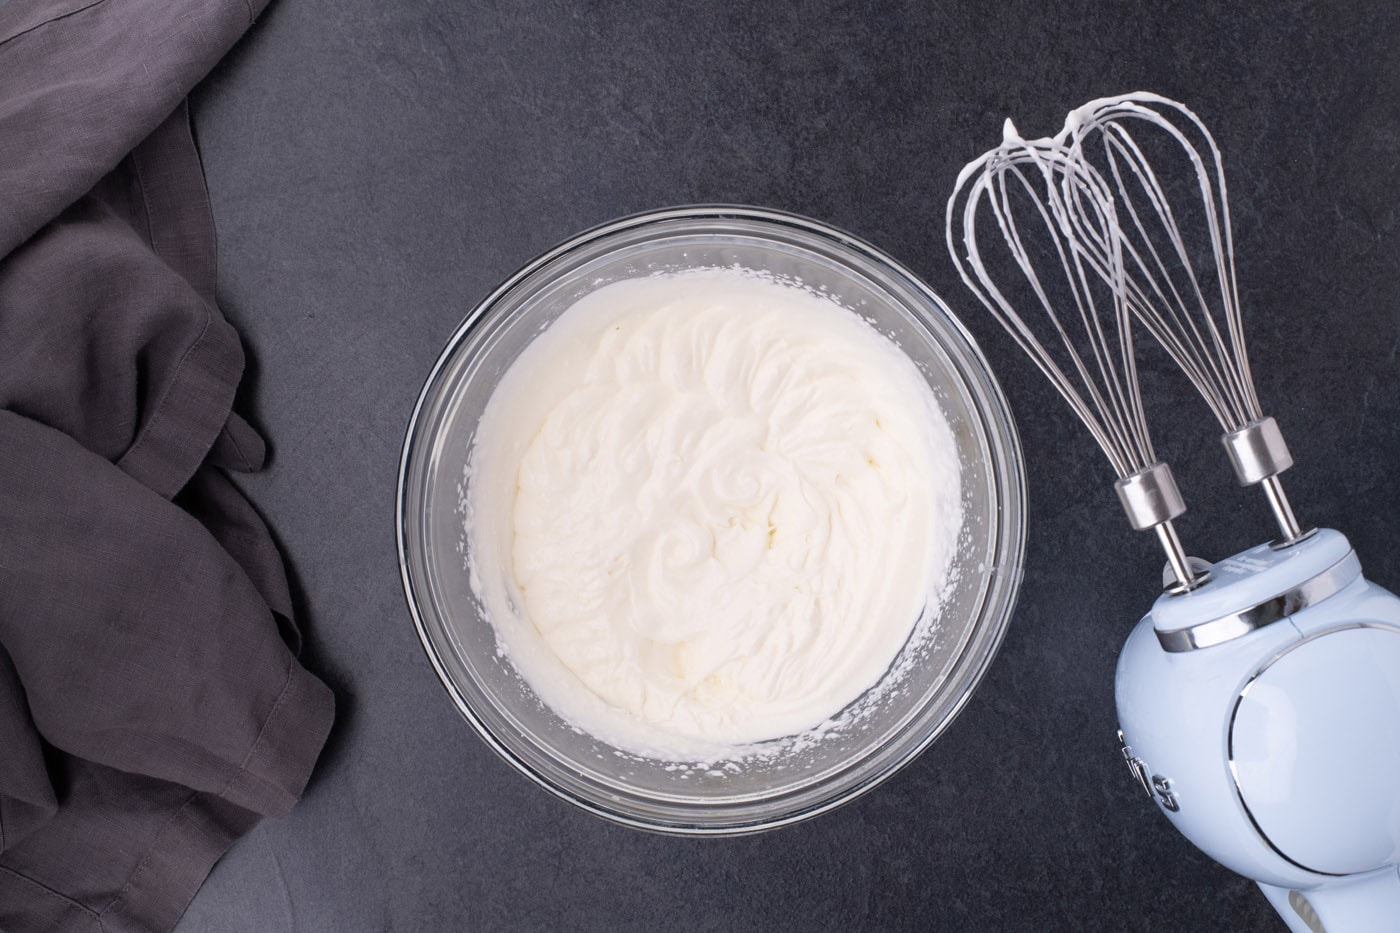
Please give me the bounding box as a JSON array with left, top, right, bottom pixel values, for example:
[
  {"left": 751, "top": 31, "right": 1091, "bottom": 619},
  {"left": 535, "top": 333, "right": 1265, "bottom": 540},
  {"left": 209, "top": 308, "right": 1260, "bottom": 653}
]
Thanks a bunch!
[{"left": 0, "top": 1, "right": 335, "bottom": 930}]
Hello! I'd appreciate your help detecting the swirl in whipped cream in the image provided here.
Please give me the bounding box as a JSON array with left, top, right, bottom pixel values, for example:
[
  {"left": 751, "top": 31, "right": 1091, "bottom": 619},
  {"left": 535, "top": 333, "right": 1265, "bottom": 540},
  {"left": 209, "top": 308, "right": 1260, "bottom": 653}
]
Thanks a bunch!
[{"left": 468, "top": 269, "right": 962, "bottom": 756}]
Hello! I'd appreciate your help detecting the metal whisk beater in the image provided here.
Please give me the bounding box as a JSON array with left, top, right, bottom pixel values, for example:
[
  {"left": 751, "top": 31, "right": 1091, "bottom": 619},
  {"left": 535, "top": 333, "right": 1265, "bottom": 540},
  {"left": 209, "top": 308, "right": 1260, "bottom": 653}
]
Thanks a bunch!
[
  {"left": 947, "top": 118, "right": 1206, "bottom": 590},
  {"left": 1058, "top": 93, "right": 1308, "bottom": 545}
]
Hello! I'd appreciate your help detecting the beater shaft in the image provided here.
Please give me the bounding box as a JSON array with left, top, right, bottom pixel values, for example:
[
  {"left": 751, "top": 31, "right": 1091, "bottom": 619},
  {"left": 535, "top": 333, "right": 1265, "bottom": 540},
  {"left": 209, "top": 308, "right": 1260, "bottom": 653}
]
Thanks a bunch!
[
  {"left": 1153, "top": 522, "right": 1196, "bottom": 594},
  {"left": 1260, "top": 476, "right": 1303, "bottom": 544},
  {"left": 1115, "top": 461, "right": 1206, "bottom": 591},
  {"left": 1221, "top": 416, "right": 1304, "bottom": 543}
]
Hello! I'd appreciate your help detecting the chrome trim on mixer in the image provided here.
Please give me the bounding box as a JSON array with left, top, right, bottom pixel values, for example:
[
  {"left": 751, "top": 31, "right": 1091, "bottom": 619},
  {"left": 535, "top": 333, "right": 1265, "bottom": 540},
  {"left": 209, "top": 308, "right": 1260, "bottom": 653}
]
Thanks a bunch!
[
  {"left": 1117, "top": 729, "right": 1154, "bottom": 798},
  {"left": 1155, "top": 553, "right": 1361, "bottom": 653},
  {"left": 1151, "top": 775, "right": 1180, "bottom": 812},
  {"left": 1224, "top": 623, "right": 1393, "bottom": 878}
]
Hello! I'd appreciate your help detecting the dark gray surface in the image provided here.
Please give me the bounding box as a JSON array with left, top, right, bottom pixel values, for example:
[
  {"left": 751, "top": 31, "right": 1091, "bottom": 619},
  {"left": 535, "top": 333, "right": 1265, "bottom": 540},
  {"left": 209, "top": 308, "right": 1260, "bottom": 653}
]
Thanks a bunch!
[{"left": 177, "top": 2, "right": 1400, "bottom": 930}]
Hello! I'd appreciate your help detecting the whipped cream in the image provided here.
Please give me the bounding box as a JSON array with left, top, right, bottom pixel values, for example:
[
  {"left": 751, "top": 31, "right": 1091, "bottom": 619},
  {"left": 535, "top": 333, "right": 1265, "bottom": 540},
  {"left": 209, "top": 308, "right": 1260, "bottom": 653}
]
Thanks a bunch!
[{"left": 467, "top": 268, "right": 962, "bottom": 758}]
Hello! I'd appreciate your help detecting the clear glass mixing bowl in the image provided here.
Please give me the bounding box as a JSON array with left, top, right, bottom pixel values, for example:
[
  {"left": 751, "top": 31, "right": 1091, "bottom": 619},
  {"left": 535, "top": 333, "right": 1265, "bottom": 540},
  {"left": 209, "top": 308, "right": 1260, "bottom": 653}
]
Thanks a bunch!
[{"left": 397, "top": 206, "right": 1025, "bottom": 834}]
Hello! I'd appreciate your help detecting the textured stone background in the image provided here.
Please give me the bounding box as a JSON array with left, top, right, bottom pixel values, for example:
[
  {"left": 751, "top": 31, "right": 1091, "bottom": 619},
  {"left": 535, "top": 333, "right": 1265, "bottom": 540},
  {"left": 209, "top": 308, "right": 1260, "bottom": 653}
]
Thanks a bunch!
[{"left": 180, "top": 2, "right": 1400, "bottom": 929}]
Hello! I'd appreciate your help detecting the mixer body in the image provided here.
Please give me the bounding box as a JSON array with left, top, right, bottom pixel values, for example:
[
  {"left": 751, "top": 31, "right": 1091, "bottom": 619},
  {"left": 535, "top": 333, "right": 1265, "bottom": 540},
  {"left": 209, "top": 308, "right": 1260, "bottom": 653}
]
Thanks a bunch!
[{"left": 1115, "top": 529, "right": 1400, "bottom": 931}]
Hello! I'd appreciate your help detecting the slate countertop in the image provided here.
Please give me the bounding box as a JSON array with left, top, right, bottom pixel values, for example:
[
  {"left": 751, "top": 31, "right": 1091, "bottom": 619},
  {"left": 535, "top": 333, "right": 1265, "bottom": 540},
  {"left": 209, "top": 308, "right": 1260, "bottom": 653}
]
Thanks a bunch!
[{"left": 178, "top": 2, "right": 1400, "bottom": 930}]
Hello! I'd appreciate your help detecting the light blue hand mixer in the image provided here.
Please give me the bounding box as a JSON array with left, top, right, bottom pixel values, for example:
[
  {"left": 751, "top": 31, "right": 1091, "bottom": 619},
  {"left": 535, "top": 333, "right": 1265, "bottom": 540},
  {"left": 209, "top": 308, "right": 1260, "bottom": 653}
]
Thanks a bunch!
[{"left": 947, "top": 93, "right": 1400, "bottom": 932}]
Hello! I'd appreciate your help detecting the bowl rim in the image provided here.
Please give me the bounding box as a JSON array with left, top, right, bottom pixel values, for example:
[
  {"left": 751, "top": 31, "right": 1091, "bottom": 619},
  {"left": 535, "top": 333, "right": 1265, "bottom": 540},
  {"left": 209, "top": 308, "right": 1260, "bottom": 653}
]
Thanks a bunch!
[{"left": 396, "top": 203, "right": 1027, "bottom": 835}]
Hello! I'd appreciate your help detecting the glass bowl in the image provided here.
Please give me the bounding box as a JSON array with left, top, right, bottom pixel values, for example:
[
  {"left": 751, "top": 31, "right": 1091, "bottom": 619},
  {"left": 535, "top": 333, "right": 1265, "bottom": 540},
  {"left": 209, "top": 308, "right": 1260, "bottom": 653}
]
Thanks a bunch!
[{"left": 397, "top": 206, "right": 1025, "bottom": 834}]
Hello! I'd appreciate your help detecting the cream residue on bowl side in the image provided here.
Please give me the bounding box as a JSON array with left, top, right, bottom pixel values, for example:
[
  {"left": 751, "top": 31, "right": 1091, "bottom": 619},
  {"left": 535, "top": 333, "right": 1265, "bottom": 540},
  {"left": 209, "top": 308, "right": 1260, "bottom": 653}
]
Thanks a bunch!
[{"left": 466, "top": 268, "right": 963, "bottom": 761}]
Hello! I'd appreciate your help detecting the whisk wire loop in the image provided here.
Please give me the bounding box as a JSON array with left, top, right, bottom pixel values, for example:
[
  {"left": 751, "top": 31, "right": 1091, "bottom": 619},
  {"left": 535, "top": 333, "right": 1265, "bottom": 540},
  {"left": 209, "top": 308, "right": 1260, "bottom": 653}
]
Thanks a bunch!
[
  {"left": 1062, "top": 96, "right": 1265, "bottom": 430},
  {"left": 950, "top": 135, "right": 1159, "bottom": 481}
]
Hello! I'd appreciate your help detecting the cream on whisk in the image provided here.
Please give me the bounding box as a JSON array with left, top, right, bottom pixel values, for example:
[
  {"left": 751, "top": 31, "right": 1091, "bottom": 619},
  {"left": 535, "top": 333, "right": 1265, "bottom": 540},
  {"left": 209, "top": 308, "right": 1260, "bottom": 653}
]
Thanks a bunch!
[{"left": 467, "top": 269, "right": 962, "bottom": 757}]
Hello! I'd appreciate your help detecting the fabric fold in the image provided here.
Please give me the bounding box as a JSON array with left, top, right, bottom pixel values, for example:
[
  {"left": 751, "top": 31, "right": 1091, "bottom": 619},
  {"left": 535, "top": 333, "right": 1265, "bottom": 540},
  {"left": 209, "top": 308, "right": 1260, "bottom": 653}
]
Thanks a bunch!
[
  {"left": 0, "top": 0, "right": 334, "bottom": 930},
  {"left": 0, "top": 0, "right": 271, "bottom": 257},
  {"left": 0, "top": 106, "right": 246, "bottom": 499},
  {"left": 0, "top": 647, "right": 58, "bottom": 852},
  {"left": 0, "top": 410, "right": 329, "bottom": 815}
]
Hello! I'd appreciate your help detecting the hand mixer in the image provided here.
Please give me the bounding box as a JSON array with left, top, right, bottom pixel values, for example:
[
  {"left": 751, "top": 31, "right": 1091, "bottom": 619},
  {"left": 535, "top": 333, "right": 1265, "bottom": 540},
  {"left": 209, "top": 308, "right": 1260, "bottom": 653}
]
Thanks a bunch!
[{"left": 947, "top": 93, "right": 1400, "bottom": 933}]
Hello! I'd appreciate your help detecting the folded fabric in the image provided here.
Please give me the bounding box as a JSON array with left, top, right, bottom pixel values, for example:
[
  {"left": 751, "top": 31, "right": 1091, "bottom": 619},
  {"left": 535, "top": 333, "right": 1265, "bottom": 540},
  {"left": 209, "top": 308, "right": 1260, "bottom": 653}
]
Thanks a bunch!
[{"left": 0, "top": 1, "right": 335, "bottom": 930}]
